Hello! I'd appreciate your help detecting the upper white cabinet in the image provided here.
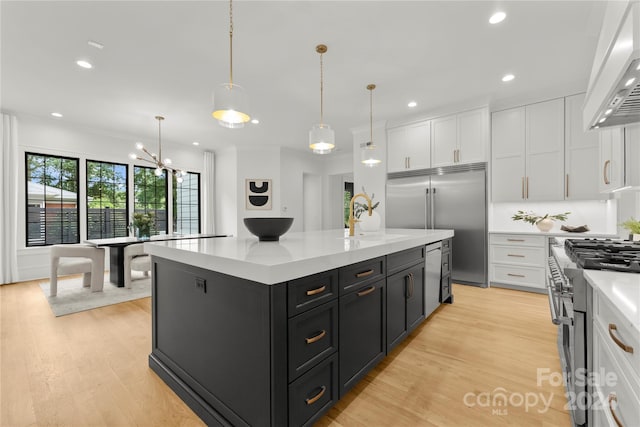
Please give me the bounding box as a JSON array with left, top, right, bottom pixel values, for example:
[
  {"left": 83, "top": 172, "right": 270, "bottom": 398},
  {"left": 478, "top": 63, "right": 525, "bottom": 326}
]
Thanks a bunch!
[
  {"left": 564, "top": 93, "right": 602, "bottom": 200},
  {"left": 387, "top": 121, "right": 431, "bottom": 173},
  {"left": 431, "top": 108, "right": 487, "bottom": 167},
  {"left": 599, "top": 126, "right": 626, "bottom": 192},
  {"left": 491, "top": 98, "right": 565, "bottom": 202}
]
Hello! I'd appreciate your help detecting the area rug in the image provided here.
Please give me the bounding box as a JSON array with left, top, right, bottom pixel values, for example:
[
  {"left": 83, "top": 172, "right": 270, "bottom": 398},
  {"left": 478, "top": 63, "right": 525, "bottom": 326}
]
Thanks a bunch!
[{"left": 39, "top": 272, "right": 151, "bottom": 317}]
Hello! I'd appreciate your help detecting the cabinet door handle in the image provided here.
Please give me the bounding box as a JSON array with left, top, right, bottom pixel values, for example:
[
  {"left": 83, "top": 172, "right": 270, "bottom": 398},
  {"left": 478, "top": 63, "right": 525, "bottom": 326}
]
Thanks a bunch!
[
  {"left": 507, "top": 254, "right": 525, "bottom": 258},
  {"left": 405, "top": 273, "right": 415, "bottom": 298},
  {"left": 408, "top": 157, "right": 411, "bottom": 169},
  {"left": 604, "top": 160, "right": 611, "bottom": 185},
  {"left": 305, "top": 329, "right": 327, "bottom": 344},
  {"left": 565, "top": 174, "right": 569, "bottom": 198},
  {"left": 357, "top": 286, "right": 376, "bottom": 297},
  {"left": 507, "top": 273, "right": 525, "bottom": 278},
  {"left": 306, "top": 285, "right": 326, "bottom": 296},
  {"left": 410, "top": 273, "right": 415, "bottom": 298},
  {"left": 305, "top": 385, "right": 326, "bottom": 405},
  {"left": 521, "top": 177, "right": 525, "bottom": 199},
  {"left": 526, "top": 176, "right": 529, "bottom": 199},
  {"left": 608, "top": 394, "right": 624, "bottom": 427},
  {"left": 355, "top": 269, "right": 374, "bottom": 278},
  {"left": 507, "top": 239, "right": 525, "bottom": 242},
  {"left": 608, "top": 323, "right": 634, "bottom": 353}
]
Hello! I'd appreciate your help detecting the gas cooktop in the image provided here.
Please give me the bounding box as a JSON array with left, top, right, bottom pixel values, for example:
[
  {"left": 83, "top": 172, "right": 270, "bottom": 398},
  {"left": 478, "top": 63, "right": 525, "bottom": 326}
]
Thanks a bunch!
[{"left": 565, "top": 238, "right": 640, "bottom": 273}]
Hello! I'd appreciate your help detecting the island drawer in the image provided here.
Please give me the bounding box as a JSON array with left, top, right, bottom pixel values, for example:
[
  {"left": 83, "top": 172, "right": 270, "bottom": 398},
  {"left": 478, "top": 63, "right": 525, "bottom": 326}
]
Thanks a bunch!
[
  {"left": 288, "top": 269, "right": 339, "bottom": 316},
  {"left": 489, "top": 234, "right": 545, "bottom": 247},
  {"left": 288, "top": 300, "right": 338, "bottom": 381},
  {"left": 289, "top": 353, "right": 338, "bottom": 427},
  {"left": 387, "top": 246, "right": 425, "bottom": 275},
  {"left": 339, "top": 256, "right": 385, "bottom": 294}
]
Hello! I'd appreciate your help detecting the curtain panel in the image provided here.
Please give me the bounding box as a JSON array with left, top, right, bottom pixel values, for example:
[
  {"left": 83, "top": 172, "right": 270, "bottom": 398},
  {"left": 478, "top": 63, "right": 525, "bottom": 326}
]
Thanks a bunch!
[{"left": 1, "top": 114, "right": 19, "bottom": 284}]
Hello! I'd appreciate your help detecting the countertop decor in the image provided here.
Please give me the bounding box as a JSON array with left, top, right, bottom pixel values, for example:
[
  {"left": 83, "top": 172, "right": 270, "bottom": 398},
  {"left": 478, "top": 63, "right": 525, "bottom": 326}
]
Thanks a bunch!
[
  {"left": 511, "top": 210, "right": 570, "bottom": 232},
  {"left": 621, "top": 217, "right": 640, "bottom": 241},
  {"left": 131, "top": 212, "right": 155, "bottom": 239}
]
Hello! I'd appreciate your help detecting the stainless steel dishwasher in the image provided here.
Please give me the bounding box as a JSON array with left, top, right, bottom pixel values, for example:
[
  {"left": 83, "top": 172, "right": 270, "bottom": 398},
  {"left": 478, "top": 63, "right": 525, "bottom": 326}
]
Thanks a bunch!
[{"left": 425, "top": 241, "right": 442, "bottom": 318}]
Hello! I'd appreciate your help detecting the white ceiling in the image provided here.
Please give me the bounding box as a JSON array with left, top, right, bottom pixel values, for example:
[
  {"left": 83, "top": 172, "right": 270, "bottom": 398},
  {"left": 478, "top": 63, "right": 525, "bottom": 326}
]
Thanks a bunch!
[{"left": 1, "top": 1, "right": 606, "bottom": 154}]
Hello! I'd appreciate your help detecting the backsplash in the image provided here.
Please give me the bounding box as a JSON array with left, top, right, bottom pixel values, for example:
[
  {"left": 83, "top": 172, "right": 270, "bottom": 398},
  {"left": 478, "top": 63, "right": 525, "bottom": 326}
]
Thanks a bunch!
[{"left": 489, "top": 200, "right": 618, "bottom": 235}]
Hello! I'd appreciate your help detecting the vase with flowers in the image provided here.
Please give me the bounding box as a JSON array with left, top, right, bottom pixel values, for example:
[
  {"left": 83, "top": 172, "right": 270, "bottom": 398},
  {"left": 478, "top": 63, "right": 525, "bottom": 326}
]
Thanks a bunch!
[
  {"left": 620, "top": 217, "right": 640, "bottom": 241},
  {"left": 512, "top": 210, "right": 570, "bottom": 232},
  {"left": 130, "top": 212, "right": 155, "bottom": 240}
]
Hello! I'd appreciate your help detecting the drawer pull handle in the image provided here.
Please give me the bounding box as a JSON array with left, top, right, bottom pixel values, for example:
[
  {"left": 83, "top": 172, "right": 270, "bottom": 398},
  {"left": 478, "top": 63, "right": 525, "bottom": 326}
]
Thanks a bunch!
[
  {"left": 357, "top": 286, "right": 376, "bottom": 297},
  {"left": 355, "top": 269, "right": 374, "bottom": 278},
  {"left": 507, "top": 254, "right": 525, "bottom": 258},
  {"left": 507, "top": 239, "right": 525, "bottom": 242},
  {"left": 305, "top": 330, "right": 326, "bottom": 344},
  {"left": 306, "top": 285, "right": 327, "bottom": 296},
  {"left": 507, "top": 273, "right": 525, "bottom": 278},
  {"left": 604, "top": 160, "right": 611, "bottom": 185},
  {"left": 608, "top": 323, "right": 634, "bottom": 354},
  {"left": 608, "top": 394, "right": 624, "bottom": 427},
  {"left": 306, "top": 385, "right": 326, "bottom": 405}
]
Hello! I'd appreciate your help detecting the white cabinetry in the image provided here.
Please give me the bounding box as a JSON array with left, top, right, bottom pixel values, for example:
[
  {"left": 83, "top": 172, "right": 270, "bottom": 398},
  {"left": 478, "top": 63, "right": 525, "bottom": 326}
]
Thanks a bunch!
[
  {"left": 387, "top": 121, "right": 431, "bottom": 173},
  {"left": 592, "top": 289, "right": 640, "bottom": 426},
  {"left": 431, "top": 108, "right": 487, "bottom": 167},
  {"left": 489, "top": 234, "right": 546, "bottom": 290},
  {"left": 598, "top": 127, "right": 625, "bottom": 193},
  {"left": 491, "top": 98, "right": 565, "bottom": 202},
  {"left": 565, "top": 93, "right": 602, "bottom": 200}
]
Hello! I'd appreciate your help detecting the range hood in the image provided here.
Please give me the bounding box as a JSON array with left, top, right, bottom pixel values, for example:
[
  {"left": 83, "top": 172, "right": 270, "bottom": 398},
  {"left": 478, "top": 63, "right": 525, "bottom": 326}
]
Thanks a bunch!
[{"left": 584, "top": 0, "right": 640, "bottom": 130}]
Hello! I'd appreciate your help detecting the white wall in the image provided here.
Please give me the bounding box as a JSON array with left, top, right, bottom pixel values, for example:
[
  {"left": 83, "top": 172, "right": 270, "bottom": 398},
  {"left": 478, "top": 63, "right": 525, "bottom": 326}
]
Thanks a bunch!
[
  {"left": 14, "top": 113, "right": 204, "bottom": 281},
  {"left": 214, "top": 146, "right": 238, "bottom": 236},
  {"left": 322, "top": 151, "right": 353, "bottom": 230}
]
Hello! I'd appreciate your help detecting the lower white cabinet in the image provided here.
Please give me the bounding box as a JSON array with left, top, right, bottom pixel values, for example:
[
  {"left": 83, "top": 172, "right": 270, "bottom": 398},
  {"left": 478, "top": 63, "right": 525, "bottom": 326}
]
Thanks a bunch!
[
  {"left": 591, "top": 289, "right": 640, "bottom": 427},
  {"left": 489, "top": 233, "right": 546, "bottom": 290}
]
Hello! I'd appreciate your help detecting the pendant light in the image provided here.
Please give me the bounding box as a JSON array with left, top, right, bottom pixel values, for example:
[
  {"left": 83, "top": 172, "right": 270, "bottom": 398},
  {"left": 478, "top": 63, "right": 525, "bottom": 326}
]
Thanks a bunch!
[
  {"left": 361, "top": 84, "right": 381, "bottom": 167},
  {"left": 309, "top": 44, "right": 335, "bottom": 154},
  {"left": 212, "top": 0, "right": 250, "bottom": 128},
  {"left": 129, "top": 116, "right": 187, "bottom": 183}
]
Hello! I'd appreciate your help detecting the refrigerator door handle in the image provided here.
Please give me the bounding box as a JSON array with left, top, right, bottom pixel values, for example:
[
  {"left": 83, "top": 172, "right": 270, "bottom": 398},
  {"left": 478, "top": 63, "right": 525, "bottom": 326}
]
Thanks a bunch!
[
  {"left": 431, "top": 187, "right": 436, "bottom": 230},
  {"left": 425, "top": 188, "right": 430, "bottom": 229}
]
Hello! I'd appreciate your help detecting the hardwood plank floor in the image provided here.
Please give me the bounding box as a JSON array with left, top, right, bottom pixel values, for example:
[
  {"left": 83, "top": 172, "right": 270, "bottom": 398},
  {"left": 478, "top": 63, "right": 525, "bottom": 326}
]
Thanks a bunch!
[{"left": 1, "top": 280, "right": 570, "bottom": 426}]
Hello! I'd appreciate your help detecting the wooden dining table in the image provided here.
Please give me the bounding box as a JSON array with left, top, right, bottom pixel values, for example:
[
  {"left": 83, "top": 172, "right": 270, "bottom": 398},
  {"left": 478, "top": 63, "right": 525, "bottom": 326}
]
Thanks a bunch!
[{"left": 84, "top": 233, "right": 227, "bottom": 287}]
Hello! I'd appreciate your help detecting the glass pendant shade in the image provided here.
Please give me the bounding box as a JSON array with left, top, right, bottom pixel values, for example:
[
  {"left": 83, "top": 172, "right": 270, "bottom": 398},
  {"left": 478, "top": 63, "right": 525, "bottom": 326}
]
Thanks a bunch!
[
  {"left": 309, "top": 124, "right": 335, "bottom": 154},
  {"left": 212, "top": 83, "right": 250, "bottom": 128},
  {"left": 361, "top": 142, "right": 381, "bottom": 167}
]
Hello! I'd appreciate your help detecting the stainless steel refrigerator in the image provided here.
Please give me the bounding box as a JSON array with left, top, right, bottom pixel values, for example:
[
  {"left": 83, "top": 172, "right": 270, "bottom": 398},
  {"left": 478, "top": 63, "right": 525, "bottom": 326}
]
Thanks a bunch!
[{"left": 386, "top": 163, "right": 487, "bottom": 287}]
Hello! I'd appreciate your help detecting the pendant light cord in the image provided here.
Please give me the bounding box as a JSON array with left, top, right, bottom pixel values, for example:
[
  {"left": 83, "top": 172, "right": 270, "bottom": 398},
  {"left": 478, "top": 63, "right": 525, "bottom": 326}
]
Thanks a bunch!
[
  {"left": 229, "top": 0, "right": 234, "bottom": 87},
  {"left": 369, "top": 87, "right": 373, "bottom": 142},
  {"left": 319, "top": 51, "right": 324, "bottom": 125},
  {"left": 156, "top": 116, "right": 163, "bottom": 162}
]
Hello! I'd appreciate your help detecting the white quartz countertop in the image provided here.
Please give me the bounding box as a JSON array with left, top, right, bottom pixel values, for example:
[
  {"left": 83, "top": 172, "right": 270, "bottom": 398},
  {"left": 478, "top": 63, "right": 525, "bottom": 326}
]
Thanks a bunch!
[
  {"left": 584, "top": 270, "right": 640, "bottom": 334},
  {"left": 144, "top": 228, "right": 454, "bottom": 285},
  {"left": 490, "top": 230, "right": 618, "bottom": 238}
]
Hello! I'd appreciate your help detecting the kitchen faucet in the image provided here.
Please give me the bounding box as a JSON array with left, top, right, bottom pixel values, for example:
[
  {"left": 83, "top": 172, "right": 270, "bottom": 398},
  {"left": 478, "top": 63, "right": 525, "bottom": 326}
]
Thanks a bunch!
[{"left": 348, "top": 193, "right": 372, "bottom": 237}]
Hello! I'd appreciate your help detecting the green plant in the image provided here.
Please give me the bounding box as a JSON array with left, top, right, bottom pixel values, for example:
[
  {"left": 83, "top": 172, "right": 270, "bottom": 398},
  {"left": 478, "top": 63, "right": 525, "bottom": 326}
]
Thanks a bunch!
[
  {"left": 620, "top": 217, "right": 640, "bottom": 234},
  {"left": 511, "top": 210, "right": 570, "bottom": 225},
  {"left": 353, "top": 187, "right": 380, "bottom": 219},
  {"left": 131, "top": 212, "right": 155, "bottom": 236}
]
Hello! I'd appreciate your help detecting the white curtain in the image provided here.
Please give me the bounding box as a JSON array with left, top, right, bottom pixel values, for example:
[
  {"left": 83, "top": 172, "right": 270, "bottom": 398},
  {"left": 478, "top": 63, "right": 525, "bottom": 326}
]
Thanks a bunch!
[
  {"left": 0, "top": 114, "right": 19, "bottom": 284},
  {"left": 202, "top": 151, "right": 215, "bottom": 234}
]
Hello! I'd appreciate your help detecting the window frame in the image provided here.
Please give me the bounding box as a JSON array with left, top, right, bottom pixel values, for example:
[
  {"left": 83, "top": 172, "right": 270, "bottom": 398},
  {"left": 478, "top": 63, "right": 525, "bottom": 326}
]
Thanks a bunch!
[
  {"left": 133, "top": 165, "right": 169, "bottom": 235},
  {"left": 172, "top": 171, "right": 201, "bottom": 235},
  {"left": 85, "top": 159, "right": 129, "bottom": 240},
  {"left": 25, "top": 152, "right": 80, "bottom": 247}
]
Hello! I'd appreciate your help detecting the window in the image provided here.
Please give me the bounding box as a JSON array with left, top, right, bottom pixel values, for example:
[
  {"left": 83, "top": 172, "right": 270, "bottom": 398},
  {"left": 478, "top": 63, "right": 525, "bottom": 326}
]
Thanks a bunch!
[
  {"left": 133, "top": 166, "right": 167, "bottom": 235},
  {"left": 86, "top": 160, "right": 128, "bottom": 239},
  {"left": 25, "top": 153, "right": 80, "bottom": 246},
  {"left": 173, "top": 172, "right": 200, "bottom": 234}
]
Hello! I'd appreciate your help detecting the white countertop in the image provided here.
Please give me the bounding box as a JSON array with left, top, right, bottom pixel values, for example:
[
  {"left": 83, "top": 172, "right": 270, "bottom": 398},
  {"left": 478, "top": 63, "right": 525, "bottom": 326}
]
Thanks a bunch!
[
  {"left": 490, "top": 230, "right": 618, "bottom": 238},
  {"left": 584, "top": 270, "right": 640, "bottom": 334},
  {"left": 144, "top": 228, "right": 454, "bottom": 285}
]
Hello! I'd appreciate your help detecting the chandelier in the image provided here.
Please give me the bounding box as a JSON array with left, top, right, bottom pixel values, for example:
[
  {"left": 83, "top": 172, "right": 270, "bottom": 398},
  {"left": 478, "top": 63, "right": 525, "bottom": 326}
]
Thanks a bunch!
[
  {"left": 212, "top": 0, "right": 250, "bottom": 128},
  {"left": 361, "top": 84, "right": 381, "bottom": 167},
  {"left": 308, "top": 44, "right": 335, "bottom": 154},
  {"left": 129, "top": 116, "right": 187, "bottom": 183}
]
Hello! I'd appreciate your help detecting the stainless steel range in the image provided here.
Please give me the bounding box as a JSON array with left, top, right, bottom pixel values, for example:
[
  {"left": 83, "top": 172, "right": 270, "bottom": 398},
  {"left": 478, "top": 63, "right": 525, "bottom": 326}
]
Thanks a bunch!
[{"left": 547, "top": 238, "right": 640, "bottom": 427}]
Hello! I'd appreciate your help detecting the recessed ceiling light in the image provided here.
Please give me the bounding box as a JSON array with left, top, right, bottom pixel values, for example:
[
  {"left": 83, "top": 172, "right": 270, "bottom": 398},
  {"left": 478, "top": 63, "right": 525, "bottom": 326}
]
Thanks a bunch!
[
  {"left": 502, "top": 74, "right": 515, "bottom": 82},
  {"left": 51, "top": 112, "right": 63, "bottom": 118},
  {"left": 489, "top": 11, "right": 506, "bottom": 24},
  {"left": 87, "top": 40, "right": 104, "bottom": 49},
  {"left": 599, "top": 117, "right": 607, "bottom": 123},
  {"left": 605, "top": 108, "right": 613, "bottom": 115},
  {"left": 251, "top": 119, "right": 260, "bottom": 124},
  {"left": 192, "top": 141, "right": 200, "bottom": 146},
  {"left": 408, "top": 101, "right": 417, "bottom": 108},
  {"left": 76, "top": 60, "right": 93, "bottom": 69},
  {"left": 625, "top": 77, "right": 636, "bottom": 87},
  {"left": 636, "top": 62, "right": 640, "bottom": 71}
]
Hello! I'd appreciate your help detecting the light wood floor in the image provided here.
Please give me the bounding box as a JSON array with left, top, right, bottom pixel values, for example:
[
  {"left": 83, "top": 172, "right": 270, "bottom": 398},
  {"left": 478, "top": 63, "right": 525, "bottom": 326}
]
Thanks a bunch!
[{"left": 1, "top": 280, "right": 570, "bottom": 427}]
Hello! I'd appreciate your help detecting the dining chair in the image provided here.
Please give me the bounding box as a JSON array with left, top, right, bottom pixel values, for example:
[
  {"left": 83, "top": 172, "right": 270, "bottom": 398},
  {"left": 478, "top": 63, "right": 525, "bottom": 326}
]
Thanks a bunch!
[
  {"left": 123, "top": 243, "right": 151, "bottom": 289},
  {"left": 49, "top": 244, "right": 106, "bottom": 297}
]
